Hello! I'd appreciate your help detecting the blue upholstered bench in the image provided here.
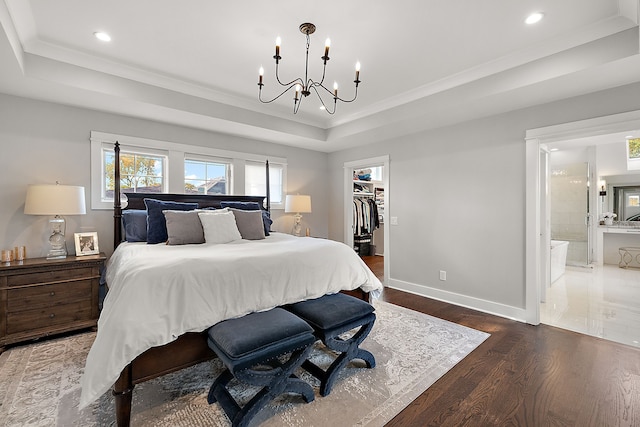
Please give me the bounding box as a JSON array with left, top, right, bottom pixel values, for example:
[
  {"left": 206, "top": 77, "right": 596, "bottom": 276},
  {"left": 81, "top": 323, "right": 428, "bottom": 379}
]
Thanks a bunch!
[
  {"left": 285, "top": 293, "right": 376, "bottom": 396},
  {"left": 206, "top": 308, "right": 316, "bottom": 427}
]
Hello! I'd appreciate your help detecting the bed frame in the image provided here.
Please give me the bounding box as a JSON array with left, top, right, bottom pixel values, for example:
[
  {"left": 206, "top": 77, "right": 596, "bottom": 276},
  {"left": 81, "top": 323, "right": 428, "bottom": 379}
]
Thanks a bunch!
[{"left": 109, "top": 142, "right": 368, "bottom": 426}]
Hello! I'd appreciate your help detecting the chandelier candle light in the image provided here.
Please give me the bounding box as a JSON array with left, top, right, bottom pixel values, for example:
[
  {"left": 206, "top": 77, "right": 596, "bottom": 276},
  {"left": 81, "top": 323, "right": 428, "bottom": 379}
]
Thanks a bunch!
[{"left": 258, "top": 23, "right": 361, "bottom": 114}]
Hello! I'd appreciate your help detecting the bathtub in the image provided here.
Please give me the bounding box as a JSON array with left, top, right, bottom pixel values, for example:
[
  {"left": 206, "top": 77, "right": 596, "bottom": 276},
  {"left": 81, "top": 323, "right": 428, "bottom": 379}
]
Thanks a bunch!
[{"left": 550, "top": 240, "right": 569, "bottom": 283}]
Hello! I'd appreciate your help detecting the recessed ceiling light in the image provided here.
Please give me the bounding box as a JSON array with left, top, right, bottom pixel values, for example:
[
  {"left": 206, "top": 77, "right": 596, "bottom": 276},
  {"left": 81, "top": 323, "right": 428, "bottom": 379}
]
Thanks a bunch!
[
  {"left": 525, "top": 12, "right": 544, "bottom": 25},
  {"left": 94, "top": 32, "right": 111, "bottom": 42}
]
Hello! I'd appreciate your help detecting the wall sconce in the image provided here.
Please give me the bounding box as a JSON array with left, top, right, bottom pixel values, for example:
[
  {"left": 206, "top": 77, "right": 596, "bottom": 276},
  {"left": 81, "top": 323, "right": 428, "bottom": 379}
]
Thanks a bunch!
[
  {"left": 24, "top": 183, "right": 87, "bottom": 259},
  {"left": 284, "top": 194, "right": 312, "bottom": 236},
  {"left": 599, "top": 179, "right": 607, "bottom": 197}
]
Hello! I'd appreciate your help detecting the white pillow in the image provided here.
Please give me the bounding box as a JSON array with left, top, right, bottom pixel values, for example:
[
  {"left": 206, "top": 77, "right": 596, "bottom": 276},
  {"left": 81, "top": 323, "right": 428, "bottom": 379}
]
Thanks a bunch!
[{"left": 198, "top": 210, "right": 242, "bottom": 244}]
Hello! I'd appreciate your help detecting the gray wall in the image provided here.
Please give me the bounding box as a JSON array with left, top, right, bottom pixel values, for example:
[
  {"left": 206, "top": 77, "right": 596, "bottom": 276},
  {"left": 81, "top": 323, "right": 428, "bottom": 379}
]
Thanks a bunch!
[
  {"left": 4, "top": 79, "right": 640, "bottom": 320},
  {"left": 0, "top": 93, "right": 329, "bottom": 258},
  {"left": 328, "top": 82, "right": 640, "bottom": 318}
]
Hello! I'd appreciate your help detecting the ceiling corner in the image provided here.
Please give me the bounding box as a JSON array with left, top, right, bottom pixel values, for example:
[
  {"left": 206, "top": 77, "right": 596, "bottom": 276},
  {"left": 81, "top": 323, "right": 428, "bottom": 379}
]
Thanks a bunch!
[
  {"left": 619, "top": 0, "right": 640, "bottom": 25},
  {"left": 0, "top": 0, "right": 27, "bottom": 71}
]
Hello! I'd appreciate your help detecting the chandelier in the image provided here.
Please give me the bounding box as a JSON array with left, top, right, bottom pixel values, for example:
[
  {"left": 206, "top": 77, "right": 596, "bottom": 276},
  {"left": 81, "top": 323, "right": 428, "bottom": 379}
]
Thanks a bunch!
[{"left": 257, "top": 23, "right": 361, "bottom": 115}]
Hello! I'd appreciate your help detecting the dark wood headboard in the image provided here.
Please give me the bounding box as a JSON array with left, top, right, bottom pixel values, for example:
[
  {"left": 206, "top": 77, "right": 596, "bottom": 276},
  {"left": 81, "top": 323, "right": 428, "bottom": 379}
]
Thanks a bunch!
[
  {"left": 122, "top": 193, "right": 266, "bottom": 211},
  {"left": 113, "top": 141, "right": 270, "bottom": 248}
]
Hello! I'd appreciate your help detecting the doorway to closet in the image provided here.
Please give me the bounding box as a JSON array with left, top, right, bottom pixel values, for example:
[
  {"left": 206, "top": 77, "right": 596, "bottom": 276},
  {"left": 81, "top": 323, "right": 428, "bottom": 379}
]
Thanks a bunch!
[{"left": 343, "top": 156, "right": 390, "bottom": 286}]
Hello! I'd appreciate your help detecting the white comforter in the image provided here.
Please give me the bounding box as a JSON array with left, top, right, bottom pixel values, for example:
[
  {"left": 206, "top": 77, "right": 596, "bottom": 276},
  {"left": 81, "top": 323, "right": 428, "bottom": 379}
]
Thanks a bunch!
[{"left": 80, "top": 233, "right": 382, "bottom": 408}]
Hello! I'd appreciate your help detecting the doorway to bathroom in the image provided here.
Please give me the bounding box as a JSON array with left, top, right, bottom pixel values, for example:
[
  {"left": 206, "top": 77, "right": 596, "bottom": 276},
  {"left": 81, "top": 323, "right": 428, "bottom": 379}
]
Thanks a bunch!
[{"left": 526, "top": 111, "right": 640, "bottom": 347}]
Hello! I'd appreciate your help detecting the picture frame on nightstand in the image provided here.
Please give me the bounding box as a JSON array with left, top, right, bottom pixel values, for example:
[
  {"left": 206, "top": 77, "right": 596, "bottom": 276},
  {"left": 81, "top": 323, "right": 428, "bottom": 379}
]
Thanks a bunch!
[{"left": 74, "top": 232, "right": 99, "bottom": 256}]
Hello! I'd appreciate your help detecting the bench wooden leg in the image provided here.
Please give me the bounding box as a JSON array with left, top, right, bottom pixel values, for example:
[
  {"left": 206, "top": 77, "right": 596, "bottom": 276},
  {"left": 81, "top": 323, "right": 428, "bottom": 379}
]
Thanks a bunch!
[
  {"left": 208, "top": 345, "right": 314, "bottom": 427},
  {"left": 304, "top": 313, "right": 376, "bottom": 396}
]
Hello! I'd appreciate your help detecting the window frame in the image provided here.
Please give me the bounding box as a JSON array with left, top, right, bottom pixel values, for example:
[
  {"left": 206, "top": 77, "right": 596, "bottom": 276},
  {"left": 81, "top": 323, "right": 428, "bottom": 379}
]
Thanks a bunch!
[
  {"left": 90, "top": 131, "right": 287, "bottom": 210},
  {"left": 245, "top": 160, "right": 287, "bottom": 210},
  {"left": 103, "top": 147, "right": 168, "bottom": 199},
  {"left": 627, "top": 137, "right": 640, "bottom": 171},
  {"left": 184, "top": 154, "right": 233, "bottom": 195}
]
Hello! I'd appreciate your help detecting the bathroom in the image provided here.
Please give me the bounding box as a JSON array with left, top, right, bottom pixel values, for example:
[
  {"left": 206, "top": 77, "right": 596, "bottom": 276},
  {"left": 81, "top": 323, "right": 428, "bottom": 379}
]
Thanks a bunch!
[{"left": 549, "top": 139, "right": 640, "bottom": 282}]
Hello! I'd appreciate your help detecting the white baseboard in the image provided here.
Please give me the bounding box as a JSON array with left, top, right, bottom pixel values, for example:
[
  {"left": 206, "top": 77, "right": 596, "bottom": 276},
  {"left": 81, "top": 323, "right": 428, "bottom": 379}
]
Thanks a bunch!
[{"left": 387, "top": 278, "right": 528, "bottom": 323}]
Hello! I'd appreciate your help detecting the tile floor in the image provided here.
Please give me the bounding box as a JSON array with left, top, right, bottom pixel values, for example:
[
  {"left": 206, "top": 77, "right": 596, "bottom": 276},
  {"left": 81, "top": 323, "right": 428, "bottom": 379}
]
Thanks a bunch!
[{"left": 540, "top": 264, "right": 640, "bottom": 348}]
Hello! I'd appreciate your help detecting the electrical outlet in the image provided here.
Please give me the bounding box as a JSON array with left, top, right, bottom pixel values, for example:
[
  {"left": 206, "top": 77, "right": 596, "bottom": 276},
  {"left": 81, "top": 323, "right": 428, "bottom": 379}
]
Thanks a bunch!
[{"left": 439, "top": 270, "right": 447, "bottom": 281}]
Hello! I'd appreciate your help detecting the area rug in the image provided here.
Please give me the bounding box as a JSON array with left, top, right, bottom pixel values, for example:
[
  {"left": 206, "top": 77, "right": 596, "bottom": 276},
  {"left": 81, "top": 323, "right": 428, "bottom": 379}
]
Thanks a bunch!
[{"left": 0, "top": 300, "right": 489, "bottom": 427}]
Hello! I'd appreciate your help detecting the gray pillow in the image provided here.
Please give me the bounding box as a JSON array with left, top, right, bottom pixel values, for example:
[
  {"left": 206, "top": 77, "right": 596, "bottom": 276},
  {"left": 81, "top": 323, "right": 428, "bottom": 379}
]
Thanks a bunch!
[
  {"left": 230, "top": 208, "right": 266, "bottom": 240},
  {"left": 163, "top": 210, "right": 205, "bottom": 245}
]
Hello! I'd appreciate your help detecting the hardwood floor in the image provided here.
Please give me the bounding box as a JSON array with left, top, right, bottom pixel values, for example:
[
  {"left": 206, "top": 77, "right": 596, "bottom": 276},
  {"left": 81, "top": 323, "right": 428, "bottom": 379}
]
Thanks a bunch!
[{"left": 361, "top": 256, "right": 640, "bottom": 426}]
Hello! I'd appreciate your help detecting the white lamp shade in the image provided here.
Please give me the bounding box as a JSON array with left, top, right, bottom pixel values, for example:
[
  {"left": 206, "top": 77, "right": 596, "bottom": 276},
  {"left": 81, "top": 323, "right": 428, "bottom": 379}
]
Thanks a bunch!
[
  {"left": 285, "top": 194, "right": 312, "bottom": 213},
  {"left": 24, "top": 184, "right": 87, "bottom": 215}
]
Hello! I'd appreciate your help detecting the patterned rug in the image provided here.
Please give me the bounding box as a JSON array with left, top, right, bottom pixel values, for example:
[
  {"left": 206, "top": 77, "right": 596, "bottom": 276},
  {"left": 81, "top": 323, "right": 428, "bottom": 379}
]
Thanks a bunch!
[{"left": 0, "top": 301, "right": 489, "bottom": 427}]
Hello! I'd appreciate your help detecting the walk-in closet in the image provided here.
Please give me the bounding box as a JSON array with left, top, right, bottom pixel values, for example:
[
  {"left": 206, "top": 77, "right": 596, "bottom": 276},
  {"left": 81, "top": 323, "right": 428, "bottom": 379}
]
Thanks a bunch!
[{"left": 352, "top": 166, "right": 384, "bottom": 257}]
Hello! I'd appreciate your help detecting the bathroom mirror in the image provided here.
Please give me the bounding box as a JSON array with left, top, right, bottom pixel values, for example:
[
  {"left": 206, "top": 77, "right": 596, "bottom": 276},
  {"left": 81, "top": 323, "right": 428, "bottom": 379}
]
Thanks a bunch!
[
  {"left": 613, "top": 186, "right": 640, "bottom": 220},
  {"left": 602, "top": 174, "right": 640, "bottom": 220}
]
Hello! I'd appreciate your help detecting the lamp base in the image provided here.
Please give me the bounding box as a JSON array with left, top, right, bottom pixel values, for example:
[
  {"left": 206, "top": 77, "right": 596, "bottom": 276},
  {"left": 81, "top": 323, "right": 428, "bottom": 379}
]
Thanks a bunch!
[
  {"left": 292, "top": 213, "right": 303, "bottom": 237},
  {"left": 47, "top": 218, "right": 68, "bottom": 259},
  {"left": 46, "top": 249, "right": 67, "bottom": 260}
]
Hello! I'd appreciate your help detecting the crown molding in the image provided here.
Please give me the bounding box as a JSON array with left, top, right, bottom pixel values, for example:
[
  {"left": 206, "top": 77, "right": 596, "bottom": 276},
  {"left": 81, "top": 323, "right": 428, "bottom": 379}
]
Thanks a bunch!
[{"left": 327, "top": 15, "right": 637, "bottom": 129}]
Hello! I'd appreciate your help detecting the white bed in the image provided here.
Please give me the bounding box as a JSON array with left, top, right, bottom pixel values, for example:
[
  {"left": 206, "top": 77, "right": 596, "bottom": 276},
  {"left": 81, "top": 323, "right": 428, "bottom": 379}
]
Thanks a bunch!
[{"left": 80, "top": 232, "right": 382, "bottom": 408}]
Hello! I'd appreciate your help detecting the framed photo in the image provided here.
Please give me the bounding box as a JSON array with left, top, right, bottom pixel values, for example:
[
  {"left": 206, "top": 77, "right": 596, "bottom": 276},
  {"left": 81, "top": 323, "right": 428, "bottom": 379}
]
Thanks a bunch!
[{"left": 74, "top": 232, "right": 99, "bottom": 256}]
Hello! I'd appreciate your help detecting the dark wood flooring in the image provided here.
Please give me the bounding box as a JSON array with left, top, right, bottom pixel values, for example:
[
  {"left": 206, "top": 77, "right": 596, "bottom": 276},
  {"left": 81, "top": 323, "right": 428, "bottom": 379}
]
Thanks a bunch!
[{"left": 361, "top": 255, "right": 640, "bottom": 426}]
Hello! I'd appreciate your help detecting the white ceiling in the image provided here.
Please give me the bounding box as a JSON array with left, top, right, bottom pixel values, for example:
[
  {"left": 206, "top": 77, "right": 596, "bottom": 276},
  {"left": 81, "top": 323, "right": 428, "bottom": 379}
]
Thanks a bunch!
[{"left": 1, "top": 0, "right": 640, "bottom": 152}]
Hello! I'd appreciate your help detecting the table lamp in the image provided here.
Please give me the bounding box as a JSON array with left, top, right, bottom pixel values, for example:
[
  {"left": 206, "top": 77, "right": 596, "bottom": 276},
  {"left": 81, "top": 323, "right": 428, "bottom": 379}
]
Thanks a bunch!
[
  {"left": 285, "top": 194, "right": 311, "bottom": 236},
  {"left": 24, "top": 183, "right": 86, "bottom": 259}
]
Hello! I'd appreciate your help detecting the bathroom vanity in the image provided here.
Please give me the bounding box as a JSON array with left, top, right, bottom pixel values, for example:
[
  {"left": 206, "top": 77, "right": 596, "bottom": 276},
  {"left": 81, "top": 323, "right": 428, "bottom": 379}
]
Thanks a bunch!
[{"left": 596, "top": 225, "right": 640, "bottom": 265}]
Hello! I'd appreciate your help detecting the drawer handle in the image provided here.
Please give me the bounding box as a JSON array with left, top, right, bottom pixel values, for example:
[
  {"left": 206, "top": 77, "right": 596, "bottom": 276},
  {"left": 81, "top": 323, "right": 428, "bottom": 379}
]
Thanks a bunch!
[
  {"left": 49, "top": 313, "right": 55, "bottom": 318},
  {"left": 50, "top": 291, "right": 55, "bottom": 296}
]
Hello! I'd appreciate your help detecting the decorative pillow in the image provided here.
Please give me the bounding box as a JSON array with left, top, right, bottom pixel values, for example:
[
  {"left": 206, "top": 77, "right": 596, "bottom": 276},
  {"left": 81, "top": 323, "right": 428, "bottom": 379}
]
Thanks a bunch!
[
  {"left": 220, "top": 201, "right": 261, "bottom": 210},
  {"left": 230, "top": 208, "right": 266, "bottom": 240},
  {"left": 220, "top": 201, "right": 272, "bottom": 236},
  {"left": 163, "top": 210, "right": 205, "bottom": 245},
  {"left": 144, "top": 199, "right": 198, "bottom": 244},
  {"left": 122, "top": 210, "right": 147, "bottom": 242},
  {"left": 198, "top": 210, "right": 242, "bottom": 244}
]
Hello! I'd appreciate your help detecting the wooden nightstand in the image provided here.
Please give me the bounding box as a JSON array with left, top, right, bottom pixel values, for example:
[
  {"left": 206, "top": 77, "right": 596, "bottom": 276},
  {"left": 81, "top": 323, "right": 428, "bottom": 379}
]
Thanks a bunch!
[{"left": 0, "top": 253, "right": 106, "bottom": 353}]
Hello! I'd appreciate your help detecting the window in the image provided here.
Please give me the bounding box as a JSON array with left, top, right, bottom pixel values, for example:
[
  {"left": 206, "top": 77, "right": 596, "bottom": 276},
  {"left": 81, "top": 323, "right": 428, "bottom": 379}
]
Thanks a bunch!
[
  {"left": 627, "top": 137, "right": 640, "bottom": 171},
  {"left": 184, "top": 158, "right": 231, "bottom": 195},
  {"left": 103, "top": 149, "right": 166, "bottom": 199},
  {"left": 245, "top": 161, "right": 285, "bottom": 208},
  {"left": 90, "top": 131, "right": 287, "bottom": 210}
]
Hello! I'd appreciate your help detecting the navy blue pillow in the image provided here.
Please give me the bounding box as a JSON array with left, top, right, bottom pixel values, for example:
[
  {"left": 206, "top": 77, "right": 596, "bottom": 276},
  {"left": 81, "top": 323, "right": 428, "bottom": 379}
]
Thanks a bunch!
[
  {"left": 144, "top": 199, "right": 198, "bottom": 244},
  {"left": 220, "top": 201, "right": 272, "bottom": 236},
  {"left": 122, "top": 210, "right": 148, "bottom": 242}
]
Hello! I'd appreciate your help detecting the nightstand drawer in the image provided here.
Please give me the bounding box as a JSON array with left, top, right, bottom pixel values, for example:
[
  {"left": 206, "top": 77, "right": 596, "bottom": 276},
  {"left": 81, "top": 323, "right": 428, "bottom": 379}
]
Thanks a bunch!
[
  {"left": 6, "top": 300, "right": 93, "bottom": 334},
  {"left": 6, "top": 280, "right": 92, "bottom": 312},
  {"left": 6, "top": 267, "right": 95, "bottom": 287}
]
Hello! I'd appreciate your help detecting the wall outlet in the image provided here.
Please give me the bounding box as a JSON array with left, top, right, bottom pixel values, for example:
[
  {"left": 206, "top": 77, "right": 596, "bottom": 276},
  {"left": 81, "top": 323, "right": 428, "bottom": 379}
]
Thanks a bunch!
[
  {"left": 439, "top": 270, "right": 447, "bottom": 281},
  {"left": 390, "top": 216, "right": 398, "bottom": 225}
]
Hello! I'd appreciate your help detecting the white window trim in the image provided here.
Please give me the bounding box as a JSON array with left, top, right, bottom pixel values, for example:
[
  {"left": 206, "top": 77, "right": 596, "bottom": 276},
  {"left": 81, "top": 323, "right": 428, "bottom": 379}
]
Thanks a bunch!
[
  {"left": 184, "top": 155, "right": 233, "bottom": 195},
  {"left": 245, "top": 160, "right": 287, "bottom": 210},
  {"left": 90, "top": 131, "right": 287, "bottom": 210},
  {"left": 101, "top": 144, "right": 169, "bottom": 199},
  {"left": 627, "top": 138, "right": 640, "bottom": 171}
]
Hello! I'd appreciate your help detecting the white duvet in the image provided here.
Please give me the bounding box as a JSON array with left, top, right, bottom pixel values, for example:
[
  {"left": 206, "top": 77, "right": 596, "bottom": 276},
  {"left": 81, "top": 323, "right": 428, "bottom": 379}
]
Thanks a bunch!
[{"left": 80, "top": 233, "right": 382, "bottom": 408}]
